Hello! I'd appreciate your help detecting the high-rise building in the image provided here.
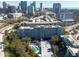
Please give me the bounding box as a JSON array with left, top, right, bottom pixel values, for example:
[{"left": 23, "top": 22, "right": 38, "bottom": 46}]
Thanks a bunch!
[
  {"left": 2, "top": 2, "right": 8, "bottom": 14},
  {"left": 7, "top": 6, "right": 16, "bottom": 13},
  {"left": 27, "top": 1, "right": 36, "bottom": 16},
  {"left": 53, "top": 3, "right": 61, "bottom": 18},
  {"left": 32, "top": 1, "right": 36, "bottom": 12},
  {"left": 40, "top": 2, "right": 43, "bottom": 11},
  {"left": 3, "top": 2, "right": 8, "bottom": 9},
  {"left": 19, "top": 1, "right": 27, "bottom": 13},
  {"left": 28, "top": 3, "right": 35, "bottom": 16},
  {"left": 7, "top": 6, "right": 16, "bottom": 18}
]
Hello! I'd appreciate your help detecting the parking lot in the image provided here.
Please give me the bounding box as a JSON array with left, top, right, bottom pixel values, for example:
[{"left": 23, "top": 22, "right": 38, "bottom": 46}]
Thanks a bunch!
[{"left": 41, "top": 41, "right": 53, "bottom": 57}]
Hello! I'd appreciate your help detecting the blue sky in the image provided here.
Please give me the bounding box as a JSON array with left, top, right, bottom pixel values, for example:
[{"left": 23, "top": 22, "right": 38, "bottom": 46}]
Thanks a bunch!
[{"left": 0, "top": 1, "right": 79, "bottom": 9}]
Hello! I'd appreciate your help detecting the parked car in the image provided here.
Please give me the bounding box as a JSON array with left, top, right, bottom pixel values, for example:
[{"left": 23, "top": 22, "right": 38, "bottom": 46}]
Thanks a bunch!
[{"left": 47, "top": 48, "right": 51, "bottom": 52}]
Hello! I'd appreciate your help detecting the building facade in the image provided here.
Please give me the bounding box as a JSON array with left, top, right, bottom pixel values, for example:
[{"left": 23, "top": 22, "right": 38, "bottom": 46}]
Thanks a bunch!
[
  {"left": 19, "top": 1, "right": 27, "bottom": 14},
  {"left": 53, "top": 3, "right": 61, "bottom": 18},
  {"left": 60, "top": 10, "right": 74, "bottom": 25},
  {"left": 60, "top": 11, "right": 74, "bottom": 21},
  {"left": 3, "top": 2, "right": 8, "bottom": 9},
  {"left": 40, "top": 2, "right": 43, "bottom": 12},
  {"left": 33, "top": 1, "right": 36, "bottom": 12},
  {"left": 7, "top": 6, "right": 16, "bottom": 13},
  {"left": 61, "top": 35, "right": 79, "bottom": 57},
  {"left": 28, "top": 3, "right": 35, "bottom": 16},
  {"left": 17, "top": 15, "right": 64, "bottom": 39},
  {"left": 17, "top": 25, "right": 64, "bottom": 39}
]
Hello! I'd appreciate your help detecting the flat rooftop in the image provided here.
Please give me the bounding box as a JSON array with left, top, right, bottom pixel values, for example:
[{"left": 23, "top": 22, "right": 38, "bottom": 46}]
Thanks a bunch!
[
  {"left": 61, "top": 35, "right": 79, "bottom": 56},
  {"left": 61, "top": 35, "right": 79, "bottom": 47},
  {"left": 67, "top": 46, "right": 79, "bottom": 56},
  {"left": 61, "top": 19, "right": 74, "bottom": 22},
  {"left": 19, "top": 25, "right": 62, "bottom": 29},
  {"left": 21, "top": 15, "right": 61, "bottom": 25}
]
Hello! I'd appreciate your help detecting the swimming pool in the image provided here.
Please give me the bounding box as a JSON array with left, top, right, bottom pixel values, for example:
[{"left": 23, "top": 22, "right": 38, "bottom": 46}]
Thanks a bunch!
[{"left": 30, "top": 45, "right": 40, "bottom": 54}]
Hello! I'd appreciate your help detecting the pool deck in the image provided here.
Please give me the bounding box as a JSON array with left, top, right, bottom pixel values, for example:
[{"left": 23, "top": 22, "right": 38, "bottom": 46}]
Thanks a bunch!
[{"left": 41, "top": 41, "right": 53, "bottom": 57}]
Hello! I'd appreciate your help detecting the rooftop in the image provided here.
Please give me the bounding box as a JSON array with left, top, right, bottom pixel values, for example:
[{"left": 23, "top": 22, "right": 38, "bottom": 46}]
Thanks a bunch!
[
  {"left": 30, "top": 15, "right": 55, "bottom": 22},
  {"left": 61, "top": 35, "right": 79, "bottom": 56},
  {"left": 21, "top": 15, "right": 61, "bottom": 25},
  {"left": 61, "top": 35, "right": 79, "bottom": 47},
  {"left": 68, "top": 46, "right": 79, "bottom": 56},
  {"left": 19, "top": 15, "right": 62, "bottom": 29}
]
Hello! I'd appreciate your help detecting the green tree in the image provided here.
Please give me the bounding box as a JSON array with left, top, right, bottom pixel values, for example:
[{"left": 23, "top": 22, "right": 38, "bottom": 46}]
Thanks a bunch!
[
  {"left": 4, "top": 30, "right": 8, "bottom": 36},
  {"left": 52, "top": 45, "right": 59, "bottom": 57},
  {"left": 59, "top": 42, "right": 65, "bottom": 48},
  {"left": 22, "top": 37, "right": 31, "bottom": 43},
  {"left": 9, "top": 39, "right": 30, "bottom": 57},
  {"left": 74, "top": 16, "right": 79, "bottom": 23},
  {"left": 4, "top": 29, "right": 37, "bottom": 57},
  {"left": 51, "top": 35, "right": 59, "bottom": 44},
  {"left": 8, "top": 31, "right": 18, "bottom": 40},
  {"left": 13, "top": 24, "right": 20, "bottom": 29},
  {"left": 28, "top": 48, "right": 37, "bottom": 57}
]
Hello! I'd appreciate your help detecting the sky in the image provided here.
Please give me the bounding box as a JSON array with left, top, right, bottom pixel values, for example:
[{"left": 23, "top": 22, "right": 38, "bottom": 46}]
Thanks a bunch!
[{"left": 0, "top": 1, "right": 79, "bottom": 9}]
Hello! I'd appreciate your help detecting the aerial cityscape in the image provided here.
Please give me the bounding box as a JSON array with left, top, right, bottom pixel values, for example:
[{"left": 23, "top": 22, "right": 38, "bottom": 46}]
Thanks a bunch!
[{"left": 0, "top": 1, "right": 79, "bottom": 57}]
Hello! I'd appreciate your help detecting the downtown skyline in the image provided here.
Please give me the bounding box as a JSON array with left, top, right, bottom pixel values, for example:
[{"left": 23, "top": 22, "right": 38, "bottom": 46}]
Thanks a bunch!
[{"left": 0, "top": 1, "right": 79, "bottom": 9}]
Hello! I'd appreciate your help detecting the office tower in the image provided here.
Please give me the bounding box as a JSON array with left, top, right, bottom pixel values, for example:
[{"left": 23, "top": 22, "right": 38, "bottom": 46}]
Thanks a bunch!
[
  {"left": 3, "top": 1, "right": 8, "bottom": 9},
  {"left": 7, "top": 6, "right": 16, "bottom": 13},
  {"left": 53, "top": 3, "right": 61, "bottom": 18},
  {"left": 2, "top": 2, "right": 8, "bottom": 14},
  {"left": 40, "top": 2, "right": 43, "bottom": 11},
  {"left": 28, "top": 3, "right": 35, "bottom": 16},
  {"left": 32, "top": 1, "right": 36, "bottom": 12},
  {"left": 19, "top": 1, "right": 27, "bottom": 13}
]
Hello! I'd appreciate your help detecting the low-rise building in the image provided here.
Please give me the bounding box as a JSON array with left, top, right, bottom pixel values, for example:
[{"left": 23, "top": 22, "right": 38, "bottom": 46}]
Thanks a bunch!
[
  {"left": 60, "top": 11, "right": 74, "bottom": 25},
  {"left": 40, "top": 11, "right": 56, "bottom": 18},
  {"left": 61, "top": 35, "right": 79, "bottom": 56},
  {"left": 7, "top": 12, "right": 22, "bottom": 18},
  {"left": 17, "top": 15, "right": 64, "bottom": 39}
]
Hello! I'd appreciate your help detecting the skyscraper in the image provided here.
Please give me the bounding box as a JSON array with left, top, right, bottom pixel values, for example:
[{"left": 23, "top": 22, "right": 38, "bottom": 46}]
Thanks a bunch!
[
  {"left": 3, "top": 1, "right": 8, "bottom": 9},
  {"left": 28, "top": 3, "right": 35, "bottom": 16},
  {"left": 32, "top": 1, "right": 36, "bottom": 12},
  {"left": 40, "top": 2, "right": 43, "bottom": 11},
  {"left": 7, "top": 6, "right": 16, "bottom": 13},
  {"left": 2, "top": 2, "right": 8, "bottom": 14},
  {"left": 53, "top": 3, "right": 61, "bottom": 18},
  {"left": 19, "top": 1, "right": 27, "bottom": 13}
]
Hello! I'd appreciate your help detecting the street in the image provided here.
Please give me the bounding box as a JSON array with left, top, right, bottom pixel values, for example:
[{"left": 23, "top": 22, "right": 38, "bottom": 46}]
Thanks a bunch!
[{"left": 65, "top": 22, "right": 79, "bottom": 31}]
